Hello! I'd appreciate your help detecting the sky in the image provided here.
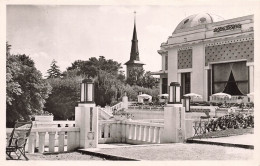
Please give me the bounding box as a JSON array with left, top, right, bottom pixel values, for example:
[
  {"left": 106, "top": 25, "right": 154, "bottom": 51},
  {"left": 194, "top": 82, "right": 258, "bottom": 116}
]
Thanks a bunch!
[{"left": 6, "top": 2, "right": 260, "bottom": 78}]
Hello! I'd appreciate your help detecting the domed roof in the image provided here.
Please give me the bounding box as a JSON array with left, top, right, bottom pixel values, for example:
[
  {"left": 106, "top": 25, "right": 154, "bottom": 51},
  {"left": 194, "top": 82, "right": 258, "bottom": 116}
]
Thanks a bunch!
[{"left": 174, "top": 13, "right": 224, "bottom": 33}]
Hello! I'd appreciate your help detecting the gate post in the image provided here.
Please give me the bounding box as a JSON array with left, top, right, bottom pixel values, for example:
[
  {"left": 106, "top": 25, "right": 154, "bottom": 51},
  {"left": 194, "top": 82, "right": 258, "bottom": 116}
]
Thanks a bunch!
[
  {"left": 162, "top": 82, "right": 186, "bottom": 143},
  {"left": 75, "top": 79, "right": 98, "bottom": 148},
  {"left": 163, "top": 105, "right": 186, "bottom": 143}
]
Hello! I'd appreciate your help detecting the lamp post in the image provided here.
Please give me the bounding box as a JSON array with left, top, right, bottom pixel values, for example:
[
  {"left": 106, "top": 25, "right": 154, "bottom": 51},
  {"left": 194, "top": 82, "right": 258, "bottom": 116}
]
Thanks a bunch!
[
  {"left": 183, "top": 96, "right": 191, "bottom": 112},
  {"left": 80, "top": 79, "right": 95, "bottom": 104},
  {"left": 168, "top": 82, "right": 181, "bottom": 104},
  {"left": 75, "top": 78, "right": 98, "bottom": 148}
]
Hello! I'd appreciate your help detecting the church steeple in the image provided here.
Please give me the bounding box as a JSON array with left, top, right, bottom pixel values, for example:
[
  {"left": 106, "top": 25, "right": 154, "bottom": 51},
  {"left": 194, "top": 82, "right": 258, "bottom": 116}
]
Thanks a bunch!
[
  {"left": 130, "top": 11, "right": 139, "bottom": 61},
  {"left": 124, "top": 11, "right": 145, "bottom": 79}
]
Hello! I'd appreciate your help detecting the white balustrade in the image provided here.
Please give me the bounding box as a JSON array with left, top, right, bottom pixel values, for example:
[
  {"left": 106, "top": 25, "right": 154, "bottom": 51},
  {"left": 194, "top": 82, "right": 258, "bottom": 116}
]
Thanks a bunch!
[
  {"left": 7, "top": 127, "right": 80, "bottom": 154},
  {"left": 124, "top": 121, "right": 164, "bottom": 144}
]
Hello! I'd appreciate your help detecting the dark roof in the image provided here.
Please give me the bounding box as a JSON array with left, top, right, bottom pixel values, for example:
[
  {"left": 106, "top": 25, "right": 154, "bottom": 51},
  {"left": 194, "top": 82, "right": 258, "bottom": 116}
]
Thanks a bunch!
[{"left": 125, "top": 18, "right": 145, "bottom": 66}]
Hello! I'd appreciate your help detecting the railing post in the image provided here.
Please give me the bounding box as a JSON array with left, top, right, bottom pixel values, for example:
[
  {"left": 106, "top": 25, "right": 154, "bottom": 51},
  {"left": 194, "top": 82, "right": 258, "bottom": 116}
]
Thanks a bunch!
[
  {"left": 121, "top": 121, "right": 126, "bottom": 143},
  {"left": 67, "top": 131, "right": 77, "bottom": 152},
  {"left": 136, "top": 125, "right": 141, "bottom": 141},
  {"left": 132, "top": 124, "right": 137, "bottom": 140},
  {"left": 98, "top": 123, "right": 102, "bottom": 138},
  {"left": 28, "top": 132, "right": 36, "bottom": 153},
  {"left": 146, "top": 126, "right": 150, "bottom": 142},
  {"left": 142, "top": 126, "right": 146, "bottom": 142},
  {"left": 48, "top": 132, "right": 56, "bottom": 152},
  {"left": 152, "top": 127, "right": 157, "bottom": 143},
  {"left": 116, "top": 122, "right": 122, "bottom": 143},
  {"left": 111, "top": 123, "right": 117, "bottom": 142},
  {"left": 157, "top": 127, "right": 161, "bottom": 143},
  {"left": 126, "top": 124, "right": 130, "bottom": 140},
  {"left": 58, "top": 131, "right": 65, "bottom": 152},
  {"left": 128, "top": 124, "right": 132, "bottom": 139},
  {"left": 149, "top": 126, "right": 154, "bottom": 143},
  {"left": 38, "top": 132, "right": 46, "bottom": 153}
]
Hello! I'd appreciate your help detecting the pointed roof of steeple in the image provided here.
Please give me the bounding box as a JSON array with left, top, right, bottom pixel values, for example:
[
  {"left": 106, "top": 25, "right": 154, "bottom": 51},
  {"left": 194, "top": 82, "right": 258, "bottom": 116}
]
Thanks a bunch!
[
  {"left": 125, "top": 11, "right": 145, "bottom": 65},
  {"left": 222, "top": 70, "right": 244, "bottom": 95}
]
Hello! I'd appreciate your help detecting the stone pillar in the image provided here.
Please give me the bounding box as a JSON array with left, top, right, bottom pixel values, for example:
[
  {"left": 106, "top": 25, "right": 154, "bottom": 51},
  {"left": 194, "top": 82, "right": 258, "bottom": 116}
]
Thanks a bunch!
[
  {"left": 122, "top": 95, "right": 128, "bottom": 109},
  {"left": 162, "top": 104, "right": 186, "bottom": 143},
  {"left": 249, "top": 65, "right": 254, "bottom": 93},
  {"left": 75, "top": 103, "right": 98, "bottom": 148}
]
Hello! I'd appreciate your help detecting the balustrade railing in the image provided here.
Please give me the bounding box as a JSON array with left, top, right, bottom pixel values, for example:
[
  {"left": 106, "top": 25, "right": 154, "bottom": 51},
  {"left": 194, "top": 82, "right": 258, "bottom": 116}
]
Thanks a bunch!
[
  {"left": 111, "top": 102, "right": 123, "bottom": 112},
  {"left": 98, "top": 120, "right": 164, "bottom": 144},
  {"left": 125, "top": 121, "right": 163, "bottom": 144},
  {"left": 6, "top": 127, "right": 80, "bottom": 154}
]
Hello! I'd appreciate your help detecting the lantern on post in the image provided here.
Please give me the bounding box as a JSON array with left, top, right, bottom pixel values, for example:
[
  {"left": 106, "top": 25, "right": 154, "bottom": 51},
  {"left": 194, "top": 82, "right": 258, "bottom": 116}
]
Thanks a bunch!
[
  {"left": 80, "top": 79, "right": 95, "bottom": 104},
  {"left": 168, "top": 82, "right": 181, "bottom": 104},
  {"left": 183, "top": 96, "right": 191, "bottom": 112}
]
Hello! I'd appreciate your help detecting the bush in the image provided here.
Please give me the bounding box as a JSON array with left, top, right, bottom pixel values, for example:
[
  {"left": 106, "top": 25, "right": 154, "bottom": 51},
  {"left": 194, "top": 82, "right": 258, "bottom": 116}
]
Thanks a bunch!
[{"left": 206, "top": 113, "right": 254, "bottom": 132}]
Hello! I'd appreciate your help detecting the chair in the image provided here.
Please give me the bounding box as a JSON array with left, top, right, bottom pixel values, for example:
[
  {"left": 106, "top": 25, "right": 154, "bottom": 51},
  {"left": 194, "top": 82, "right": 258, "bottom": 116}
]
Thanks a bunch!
[{"left": 6, "top": 121, "right": 33, "bottom": 160}]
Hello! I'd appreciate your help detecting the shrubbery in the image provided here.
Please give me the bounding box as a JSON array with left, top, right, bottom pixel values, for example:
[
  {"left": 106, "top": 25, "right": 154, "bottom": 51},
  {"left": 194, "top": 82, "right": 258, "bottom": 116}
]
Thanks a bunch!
[{"left": 206, "top": 113, "right": 254, "bottom": 132}]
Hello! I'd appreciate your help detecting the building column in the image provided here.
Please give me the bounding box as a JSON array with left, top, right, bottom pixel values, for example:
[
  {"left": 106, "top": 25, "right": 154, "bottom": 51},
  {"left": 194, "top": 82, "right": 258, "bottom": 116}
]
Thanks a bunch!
[
  {"left": 249, "top": 65, "right": 254, "bottom": 93},
  {"left": 177, "top": 73, "right": 181, "bottom": 84}
]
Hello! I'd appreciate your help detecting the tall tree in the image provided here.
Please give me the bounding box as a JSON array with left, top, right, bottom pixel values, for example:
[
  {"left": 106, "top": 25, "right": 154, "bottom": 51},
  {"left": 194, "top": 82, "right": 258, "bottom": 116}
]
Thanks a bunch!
[
  {"left": 126, "top": 68, "right": 145, "bottom": 86},
  {"left": 47, "top": 59, "right": 61, "bottom": 78},
  {"left": 6, "top": 43, "right": 52, "bottom": 127},
  {"left": 126, "top": 68, "right": 158, "bottom": 89},
  {"left": 66, "top": 56, "right": 122, "bottom": 78},
  {"left": 45, "top": 76, "right": 82, "bottom": 120}
]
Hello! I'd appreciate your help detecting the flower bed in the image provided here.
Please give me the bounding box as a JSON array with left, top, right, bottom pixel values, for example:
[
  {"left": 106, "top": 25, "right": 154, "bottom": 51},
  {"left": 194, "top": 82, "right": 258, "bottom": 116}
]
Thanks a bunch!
[{"left": 206, "top": 113, "right": 254, "bottom": 132}]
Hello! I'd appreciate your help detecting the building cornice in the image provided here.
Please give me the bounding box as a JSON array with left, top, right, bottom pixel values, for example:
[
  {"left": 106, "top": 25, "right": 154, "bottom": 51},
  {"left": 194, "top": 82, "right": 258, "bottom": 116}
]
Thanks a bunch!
[{"left": 162, "top": 31, "right": 253, "bottom": 50}]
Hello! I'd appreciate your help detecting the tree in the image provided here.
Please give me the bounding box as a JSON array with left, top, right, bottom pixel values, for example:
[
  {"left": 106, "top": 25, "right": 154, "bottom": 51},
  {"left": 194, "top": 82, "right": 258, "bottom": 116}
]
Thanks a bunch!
[
  {"left": 66, "top": 56, "right": 122, "bottom": 78},
  {"left": 126, "top": 68, "right": 145, "bottom": 86},
  {"left": 94, "top": 70, "right": 125, "bottom": 107},
  {"left": 141, "top": 71, "right": 158, "bottom": 89},
  {"left": 47, "top": 59, "right": 61, "bottom": 78},
  {"left": 45, "top": 76, "right": 82, "bottom": 120},
  {"left": 6, "top": 43, "right": 52, "bottom": 127},
  {"left": 126, "top": 68, "right": 158, "bottom": 89}
]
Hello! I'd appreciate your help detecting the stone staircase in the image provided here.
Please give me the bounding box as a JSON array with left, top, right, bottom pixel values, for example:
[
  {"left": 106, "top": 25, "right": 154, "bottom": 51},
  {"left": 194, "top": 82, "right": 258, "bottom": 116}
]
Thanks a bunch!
[{"left": 98, "top": 102, "right": 124, "bottom": 120}]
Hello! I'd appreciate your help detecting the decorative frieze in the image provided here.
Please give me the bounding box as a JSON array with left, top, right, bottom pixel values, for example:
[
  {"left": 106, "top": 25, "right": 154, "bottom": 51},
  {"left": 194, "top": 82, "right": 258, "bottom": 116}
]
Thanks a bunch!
[
  {"left": 206, "top": 37, "right": 254, "bottom": 47},
  {"left": 177, "top": 46, "right": 192, "bottom": 51},
  {"left": 213, "top": 24, "right": 242, "bottom": 33}
]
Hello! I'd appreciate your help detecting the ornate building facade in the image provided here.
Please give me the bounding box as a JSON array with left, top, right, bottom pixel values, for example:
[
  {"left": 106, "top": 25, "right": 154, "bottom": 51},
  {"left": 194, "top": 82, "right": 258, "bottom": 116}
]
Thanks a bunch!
[{"left": 152, "top": 13, "right": 254, "bottom": 101}]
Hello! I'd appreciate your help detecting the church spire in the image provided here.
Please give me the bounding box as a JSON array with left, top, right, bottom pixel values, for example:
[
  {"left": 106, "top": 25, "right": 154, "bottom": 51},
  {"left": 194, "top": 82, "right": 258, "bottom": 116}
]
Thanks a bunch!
[
  {"left": 130, "top": 11, "right": 139, "bottom": 61},
  {"left": 124, "top": 11, "right": 145, "bottom": 79}
]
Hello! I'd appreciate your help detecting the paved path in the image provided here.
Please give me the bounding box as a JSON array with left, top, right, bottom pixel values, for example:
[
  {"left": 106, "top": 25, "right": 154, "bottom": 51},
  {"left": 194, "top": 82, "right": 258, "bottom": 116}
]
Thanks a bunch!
[{"left": 79, "top": 134, "right": 254, "bottom": 160}]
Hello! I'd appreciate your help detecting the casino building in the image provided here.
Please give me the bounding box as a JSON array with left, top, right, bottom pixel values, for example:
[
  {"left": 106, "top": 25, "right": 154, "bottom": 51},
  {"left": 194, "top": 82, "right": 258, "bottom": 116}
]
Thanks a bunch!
[{"left": 152, "top": 13, "right": 254, "bottom": 102}]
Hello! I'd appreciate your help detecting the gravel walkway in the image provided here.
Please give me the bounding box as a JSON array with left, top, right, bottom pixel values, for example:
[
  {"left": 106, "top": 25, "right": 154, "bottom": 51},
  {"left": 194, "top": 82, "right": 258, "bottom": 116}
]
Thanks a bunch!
[
  {"left": 25, "top": 152, "right": 106, "bottom": 160},
  {"left": 83, "top": 143, "right": 254, "bottom": 160}
]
